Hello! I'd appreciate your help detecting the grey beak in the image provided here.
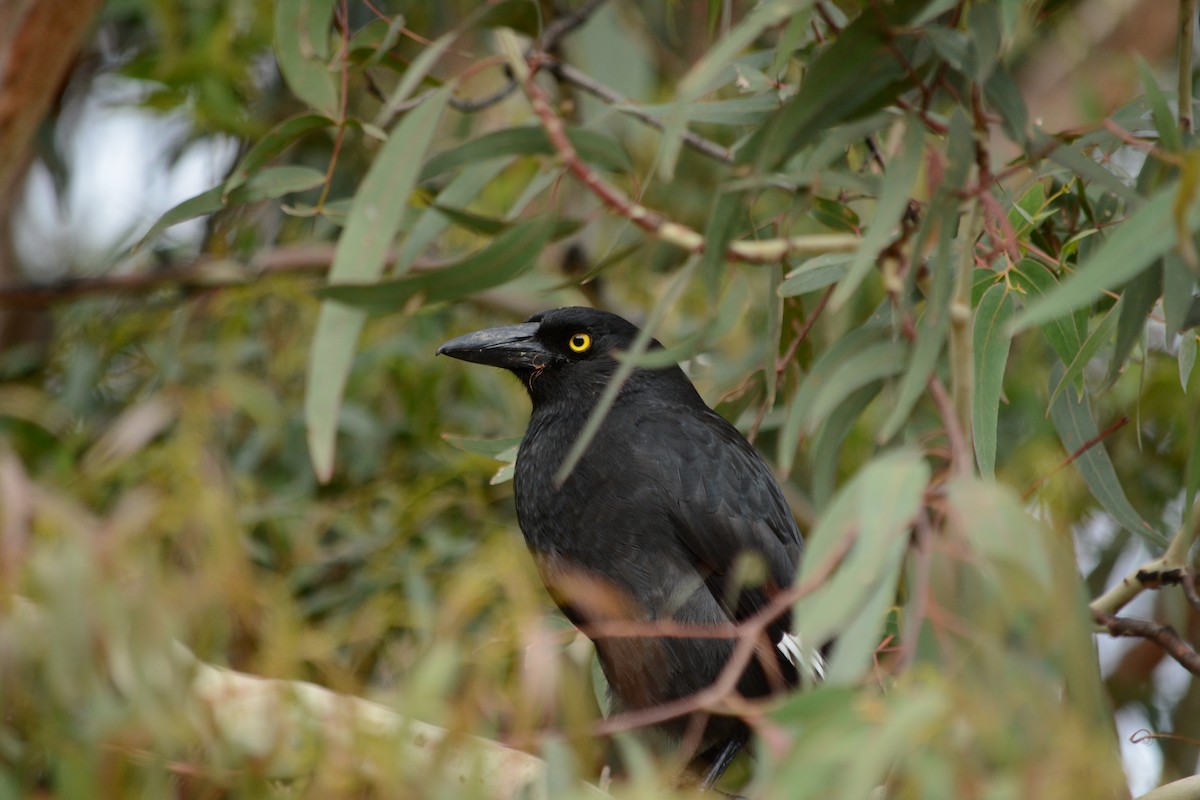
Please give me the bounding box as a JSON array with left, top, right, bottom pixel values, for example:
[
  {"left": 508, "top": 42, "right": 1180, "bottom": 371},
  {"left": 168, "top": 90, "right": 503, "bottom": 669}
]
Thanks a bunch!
[{"left": 436, "top": 322, "right": 550, "bottom": 371}]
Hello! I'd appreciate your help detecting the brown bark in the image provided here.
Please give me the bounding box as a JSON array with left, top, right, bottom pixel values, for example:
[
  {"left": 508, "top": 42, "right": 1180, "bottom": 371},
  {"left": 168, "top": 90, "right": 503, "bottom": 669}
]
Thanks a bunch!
[{"left": 0, "top": 0, "right": 103, "bottom": 351}]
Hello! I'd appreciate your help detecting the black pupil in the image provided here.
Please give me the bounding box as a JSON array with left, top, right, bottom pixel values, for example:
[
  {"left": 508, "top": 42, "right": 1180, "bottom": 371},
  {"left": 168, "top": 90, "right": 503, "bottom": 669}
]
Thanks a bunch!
[{"left": 572, "top": 335, "right": 586, "bottom": 348}]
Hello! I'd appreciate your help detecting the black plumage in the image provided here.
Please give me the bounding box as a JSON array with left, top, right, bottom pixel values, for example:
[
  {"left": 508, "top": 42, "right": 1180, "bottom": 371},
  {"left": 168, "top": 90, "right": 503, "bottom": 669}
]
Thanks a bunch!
[{"left": 438, "top": 306, "right": 812, "bottom": 788}]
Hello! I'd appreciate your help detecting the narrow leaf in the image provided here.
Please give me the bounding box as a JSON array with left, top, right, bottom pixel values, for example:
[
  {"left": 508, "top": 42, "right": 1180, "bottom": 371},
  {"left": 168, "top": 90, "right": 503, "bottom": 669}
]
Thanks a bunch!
[
  {"left": 1013, "top": 181, "right": 1200, "bottom": 331},
  {"left": 419, "top": 126, "right": 631, "bottom": 182},
  {"left": 795, "top": 449, "right": 930, "bottom": 650},
  {"left": 274, "top": 0, "right": 338, "bottom": 116},
  {"left": 306, "top": 88, "right": 452, "bottom": 481},
  {"left": 972, "top": 282, "right": 1015, "bottom": 477},
  {"left": 223, "top": 114, "right": 333, "bottom": 198},
  {"left": 831, "top": 118, "right": 923, "bottom": 309},
  {"left": 1047, "top": 364, "right": 1166, "bottom": 546},
  {"left": 317, "top": 217, "right": 554, "bottom": 313}
]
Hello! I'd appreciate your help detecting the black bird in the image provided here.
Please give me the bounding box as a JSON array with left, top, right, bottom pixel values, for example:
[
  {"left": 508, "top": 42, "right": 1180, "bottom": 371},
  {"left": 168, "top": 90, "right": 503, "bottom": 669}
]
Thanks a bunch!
[{"left": 438, "top": 307, "right": 815, "bottom": 789}]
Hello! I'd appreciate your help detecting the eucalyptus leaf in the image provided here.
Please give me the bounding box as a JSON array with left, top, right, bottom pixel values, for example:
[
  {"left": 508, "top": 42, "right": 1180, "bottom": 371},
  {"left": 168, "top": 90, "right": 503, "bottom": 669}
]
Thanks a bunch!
[{"left": 972, "top": 282, "right": 1015, "bottom": 478}]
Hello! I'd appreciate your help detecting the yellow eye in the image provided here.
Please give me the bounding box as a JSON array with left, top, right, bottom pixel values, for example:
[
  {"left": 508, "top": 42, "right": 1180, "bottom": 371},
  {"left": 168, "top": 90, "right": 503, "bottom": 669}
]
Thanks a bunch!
[{"left": 568, "top": 332, "right": 592, "bottom": 353}]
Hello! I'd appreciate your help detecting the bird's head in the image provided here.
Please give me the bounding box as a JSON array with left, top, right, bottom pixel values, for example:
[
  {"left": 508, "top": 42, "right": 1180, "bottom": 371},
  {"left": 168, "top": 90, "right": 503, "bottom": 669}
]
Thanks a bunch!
[{"left": 437, "top": 307, "right": 667, "bottom": 404}]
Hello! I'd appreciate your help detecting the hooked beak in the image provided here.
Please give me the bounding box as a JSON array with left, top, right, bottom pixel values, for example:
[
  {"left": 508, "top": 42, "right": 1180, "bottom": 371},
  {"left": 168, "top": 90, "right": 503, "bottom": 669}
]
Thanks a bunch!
[{"left": 436, "top": 322, "right": 555, "bottom": 371}]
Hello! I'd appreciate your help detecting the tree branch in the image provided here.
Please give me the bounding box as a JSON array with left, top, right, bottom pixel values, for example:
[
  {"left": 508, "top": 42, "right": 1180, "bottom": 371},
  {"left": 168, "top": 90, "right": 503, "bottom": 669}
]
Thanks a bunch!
[
  {"left": 548, "top": 60, "right": 735, "bottom": 164},
  {"left": 1089, "top": 487, "right": 1200, "bottom": 617},
  {"left": 503, "top": 38, "right": 860, "bottom": 264},
  {"left": 1092, "top": 609, "right": 1200, "bottom": 677}
]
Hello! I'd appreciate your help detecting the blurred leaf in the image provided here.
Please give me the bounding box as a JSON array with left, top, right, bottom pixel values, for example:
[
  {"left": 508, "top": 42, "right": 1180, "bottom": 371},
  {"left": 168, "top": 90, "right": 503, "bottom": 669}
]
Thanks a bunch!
[
  {"left": 274, "top": 0, "right": 338, "bottom": 116},
  {"left": 1138, "top": 57, "right": 1183, "bottom": 153},
  {"left": 441, "top": 434, "right": 523, "bottom": 459},
  {"left": 700, "top": 191, "right": 745, "bottom": 294},
  {"left": 972, "top": 282, "right": 1014, "bottom": 478},
  {"left": 1106, "top": 260, "right": 1161, "bottom": 384},
  {"left": 879, "top": 111, "right": 974, "bottom": 441},
  {"left": 631, "top": 94, "right": 782, "bottom": 126},
  {"left": 307, "top": 87, "right": 452, "bottom": 481},
  {"left": 420, "top": 127, "right": 631, "bottom": 183},
  {"left": 223, "top": 114, "right": 333, "bottom": 198},
  {"left": 741, "top": 1, "right": 932, "bottom": 172},
  {"left": 779, "top": 253, "right": 852, "bottom": 296},
  {"left": 660, "top": 0, "right": 810, "bottom": 177},
  {"left": 395, "top": 159, "right": 512, "bottom": 272},
  {"left": 139, "top": 166, "right": 327, "bottom": 245},
  {"left": 374, "top": 29, "right": 459, "bottom": 128},
  {"left": 945, "top": 475, "right": 1053, "bottom": 587},
  {"left": 1048, "top": 297, "right": 1120, "bottom": 409},
  {"left": 795, "top": 449, "right": 929, "bottom": 654},
  {"left": 805, "top": 339, "right": 907, "bottom": 433},
  {"left": 779, "top": 320, "right": 888, "bottom": 473},
  {"left": 431, "top": 204, "right": 582, "bottom": 240},
  {"left": 1163, "top": 252, "right": 1198, "bottom": 337},
  {"left": 317, "top": 217, "right": 555, "bottom": 313},
  {"left": 810, "top": 384, "right": 880, "bottom": 505},
  {"left": 1181, "top": 333, "right": 1197, "bottom": 390},
  {"left": 1009, "top": 259, "right": 1087, "bottom": 367},
  {"left": 831, "top": 118, "right": 922, "bottom": 308},
  {"left": 1013, "top": 180, "right": 1200, "bottom": 331},
  {"left": 1047, "top": 363, "right": 1166, "bottom": 546},
  {"left": 966, "top": 3, "right": 1002, "bottom": 82}
]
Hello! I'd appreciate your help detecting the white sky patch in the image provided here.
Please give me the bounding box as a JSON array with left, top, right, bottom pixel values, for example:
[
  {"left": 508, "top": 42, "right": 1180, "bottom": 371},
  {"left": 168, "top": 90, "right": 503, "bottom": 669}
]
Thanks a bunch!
[{"left": 14, "top": 75, "right": 236, "bottom": 278}]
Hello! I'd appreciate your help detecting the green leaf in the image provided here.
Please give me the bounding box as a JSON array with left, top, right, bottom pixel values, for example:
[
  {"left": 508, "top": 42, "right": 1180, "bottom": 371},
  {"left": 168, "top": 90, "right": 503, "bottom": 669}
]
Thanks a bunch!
[
  {"left": 805, "top": 339, "right": 908, "bottom": 433},
  {"left": 316, "top": 217, "right": 555, "bottom": 313},
  {"left": 660, "top": 0, "right": 812, "bottom": 177},
  {"left": 1048, "top": 298, "right": 1121, "bottom": 409},
  {"left": 1047, "top": 363, "right": 1166, "bottom": 546},
  {"left": 700, "top": 190, "right": 744, "bottom": 295},
  {"left": 373, "top": 29, "right": 459, "bottom": 128},
  {"left": 306, "top": 87, "right": 452, "bottom": 482},
  {"left": 878, "top": 110, "right": 973, "bottom": 441},
  {"left": 740, "top": 2, "right": 931, "bottom": 172},
  {"left": 441, "top": 434, "right": 523, "bottom": 459},
  {"left": 394, "top": 159, "right": 512, "bottom": 275},
  {"left": 274, "top": 0, "right": 338, "bottom": 116},
  {"left": 778, "top": 253, "right": 852, "bottom": 296},
  {"left": 810, "top": 384, "right": 880, "bottom": 505},
  {"left": 1044, "top": 139, "right": 1141, "bottom": 206},
  {"left": 430, "top": 204, "right": 582, "bottom": 240},
  {"left": 795, "top": 449, "right": 930, "bottom": 653},
  {"left": 1010, "top": 259, "right": 1086, "bottom": 367},
  {"left": 138, "top": 166, "right": 327, "bottom": 245},
  {"left": 972, "top": 282, "right": 1014, "bottom": 478},
  {"left": 1137, "top": 57, "right": 1183, "bottom": 153},
  {"left": 1013, "top": 180, "right": 1200, "bottom": 331},
  {"left": 831, "top": 118, "right": 923, "bottom": 309},
  {"left": 779, "top": 320, "right": 889, "bottom": 474},
  {"left": 1106, "top": 260, "right": 1161, "bottom": 384},
  {"left": 419, "top": 127, "right": 631, "bottom": 183},
  {"left": 1163, "top": 253, "right": 1197, "bottom": 338},
  {"left": 1180, "top": 333, "right": 1197, "bottom": 390},
  {"left": 222, "top": 114, "right": 333, "bottom": 198},
  {"left": 966, "top": 2, "right": 1002, "bottom": 82},
  {"left": 945, "top": 477, "right": 1052, "bottom": 586}
]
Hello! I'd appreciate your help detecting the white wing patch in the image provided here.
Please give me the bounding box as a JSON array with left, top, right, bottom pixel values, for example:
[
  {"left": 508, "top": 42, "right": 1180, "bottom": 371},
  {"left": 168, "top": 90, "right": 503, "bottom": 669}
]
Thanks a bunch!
[{"left": 777, "top": 632, "right": 825, "bottom": 682}]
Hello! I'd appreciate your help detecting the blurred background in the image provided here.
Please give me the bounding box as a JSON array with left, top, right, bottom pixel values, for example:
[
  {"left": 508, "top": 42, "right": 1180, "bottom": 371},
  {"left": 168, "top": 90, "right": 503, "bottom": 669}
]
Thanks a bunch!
[{"left": 0, "top": 1, "right": 1197, "bottom": 797}]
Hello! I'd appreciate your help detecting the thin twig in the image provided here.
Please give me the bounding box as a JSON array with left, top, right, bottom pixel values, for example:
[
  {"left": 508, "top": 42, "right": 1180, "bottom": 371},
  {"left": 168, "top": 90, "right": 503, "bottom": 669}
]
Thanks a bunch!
[
  {"left": 591, "top": 533, "right": 854, "bottom": 737},
  {"left": 513, "top": 49, "right": 859, "bottom": 263},
  {"left": 446, "top": 0, "right": 611, "bottom": 114},
  {"left": 1093, "top": 609, "right": 1200, "bottom": 677},
  {"left": 1090, "top": 499, "right": 1200, "bottom": 615},
  {"left": 1180, "top": 0, "right": 1196, "bottom": 135},
  {"left": 1183, "top": 568, "right": 1200, "bottom": 615},
  {"left": 1022, "top": 415, "right": 1129, "bottom": 501},
  {"left": 549, "top": 61, "right": 734, "bottom": 164}
]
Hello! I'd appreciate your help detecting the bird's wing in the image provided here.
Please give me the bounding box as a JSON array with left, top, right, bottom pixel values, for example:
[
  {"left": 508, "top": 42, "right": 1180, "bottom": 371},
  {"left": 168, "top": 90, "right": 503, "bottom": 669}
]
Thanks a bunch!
[{"left": 621, "top": 405, "right": 803, "bottom": 619}]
